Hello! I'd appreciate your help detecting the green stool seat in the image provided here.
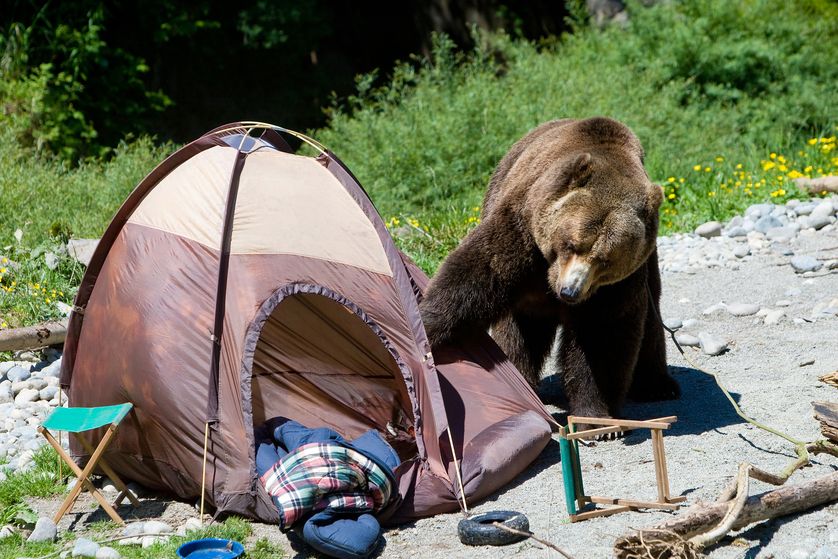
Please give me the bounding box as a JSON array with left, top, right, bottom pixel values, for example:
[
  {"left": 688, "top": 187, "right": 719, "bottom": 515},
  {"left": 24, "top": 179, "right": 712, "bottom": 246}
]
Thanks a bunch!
[{"left": 43, "top": 403, "right": 133, "bottom": 433}]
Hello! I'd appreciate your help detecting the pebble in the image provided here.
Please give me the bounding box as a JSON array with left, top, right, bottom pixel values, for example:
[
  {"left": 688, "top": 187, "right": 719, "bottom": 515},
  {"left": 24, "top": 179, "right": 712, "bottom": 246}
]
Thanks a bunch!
[
  {"left": 698, "top": 332, "right": 729, "bottom": 356},
  {"left": 726, "top": 303, "right": 760, "bottom": 317},
  {"left": 702, "top": 302, "right": 726, "bottom": 315},
  {"left": 663, "top": 318, "right": 682, "bottom": 330},
  {"left": 732, "top": 245, "right": 750, "bottom": 258},
  {"left": 764, "top": 309, "right": 785, "bottom": 325},
  {"left": 73, "top": 537, "right": 100, "bottom": 557},
  {"left": 95, "top": 547, "right": 121, "bottom": 559},
  {"left": 790, "top": 255, "right": 823, "bottom": 273},
  {"left": 27, "top": 517, "right": 57, "bottom": 543},
  {"left": 695, "top": 221, "right": 722, "bottom": 238},
  {"left": 799, "top": 359, "right": 815, "bottom": 367},
  {"left": 6, "top": 366, "right": 31, "bottom": 383},
  {"left": 143, "top": 520, "right": 173, "bottom": 535},
  {"left": 0, "top": 525, "right": 14, "bottom": 539},
  {"left": 674, "top": 333, "right": 700, "bottom": 347},
  {"left": 775, "top": 300, "right": 792, "bottom": 307}
]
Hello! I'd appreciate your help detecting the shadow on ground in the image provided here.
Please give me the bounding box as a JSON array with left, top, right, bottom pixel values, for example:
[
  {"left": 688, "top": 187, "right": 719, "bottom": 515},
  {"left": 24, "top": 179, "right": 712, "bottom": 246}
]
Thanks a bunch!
[{"left": 540, "top": 365, "right": 745, "bottom": 439}]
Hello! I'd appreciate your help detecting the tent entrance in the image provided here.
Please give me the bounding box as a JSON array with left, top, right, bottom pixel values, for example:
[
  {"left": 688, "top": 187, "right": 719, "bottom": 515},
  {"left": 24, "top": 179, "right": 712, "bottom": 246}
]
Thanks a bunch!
[{"left": 248, "top": 286, "right": 416, "bottom": 459}]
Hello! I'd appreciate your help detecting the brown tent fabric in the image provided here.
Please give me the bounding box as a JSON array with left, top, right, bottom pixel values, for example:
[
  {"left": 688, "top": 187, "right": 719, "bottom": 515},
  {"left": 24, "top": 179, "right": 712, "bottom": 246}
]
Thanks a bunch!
[{"left": 61, "top": 123, "right": 558, "bottom": 523}]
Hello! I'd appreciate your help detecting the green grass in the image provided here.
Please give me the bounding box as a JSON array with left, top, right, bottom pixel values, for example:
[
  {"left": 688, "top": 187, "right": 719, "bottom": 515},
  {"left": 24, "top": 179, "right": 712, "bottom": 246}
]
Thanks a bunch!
[{"left": 0, "top": 516, "right": 286, "bottom": 559}]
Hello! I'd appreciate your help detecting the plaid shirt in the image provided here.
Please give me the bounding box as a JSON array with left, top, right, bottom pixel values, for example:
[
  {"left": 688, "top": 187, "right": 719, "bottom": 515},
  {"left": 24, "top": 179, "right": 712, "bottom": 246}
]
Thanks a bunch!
[{"left": 260, "top": 442, "right": 393, "bottom": 530}]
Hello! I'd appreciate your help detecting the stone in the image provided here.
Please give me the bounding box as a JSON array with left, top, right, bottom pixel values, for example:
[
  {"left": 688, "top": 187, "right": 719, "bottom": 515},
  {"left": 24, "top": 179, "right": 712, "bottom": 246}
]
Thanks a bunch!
[
  {"left": 809, "top": 214, "right": 833, "bottom": 230},
  {"left": 682, "top": 318, "right": 699, "bottom": 328},
  {"left": 27, "top": 517, "right": 57, "bottom": 543},
  {"left": 732, "top": 245, "right": 750, "bottom": 258},
  {"left": 695, "top": 221, "right": 722, "bottom": 238},
  {"left": 122, "top": 522, "right": 147, "bottom": 538},
  {"left": 799, "top": 359, "right": 815, "bottom": 367},
  {"left": 727, "top": 303, "right": 760, "bottom": 317},
  {"left": 795, "top": 203, "right": 816, "bottom": 216},
  {"left": 698, "top": 332, "right": 728, "bottom": 356},
  {"left": 702, "top": 302, "right": 726, "bottom": 315},
  {"left": 0, "top": 362, "right": 16, "bottom": 375},
  {"left": 746, "top": 203, "right": 774, "bottom": 218},
  {"left": 0, "top": 384, "right": 11, "bottom": 404},
  {"left": 663, "top": 318, "right": 682, "bottom": 330},
  {"left": 40, "top": 386, "right": 59, "bottom": 401},
  {"left": 73, "top": 537, "right": 101, "bottom": 557},
  {"left": 66, "top": 239, "right": 99, "bottom": 267},
  {"left": 674, "top": 333, "right": 700, "bottom": 347},
  {"left": 764, "top": 309, "right": 785, "bottom": 325},
  {"left": 766, "top": 226, "right": 796, "bottom": 241},
  {"left": 41, "top": 361, "right": 61, "bottom": 378},
  {"left": 176, "top": 517, "right": 202, "bottom": 536},
  {"left": 101, "top": 478, "right": 118, "bottom": 494},
  {"left": 6, "top": 366, "right": 30, "bottom": 383},
  {"left": 95, "top": 547, "right": 121, "bottom": 559},
  {"left": 141, "top": 535, "right": 166, "bottom": 548},
  {"left": 0, "top": 525, "right": 14, "bottom": 539},
  {"left": 790, "top": 255, "right": 823, "bottom": 273},
  {"left": 775, "top": 300, "right": 792, "bottom": 307},
  {"left": 725, "top": 226, "right": 748, "bottom": 238},
  {"left": 14, "top": 388, "right": 39, "bottom": 405},
  {"left": 754, "top": 215, "right": 783, "bottom": 233},
  {"left": 44, "top": 252, "right": 60, "bottom": 270},
  {"left": 142, "top": 520, "right": 173, "bottom": 535},
  {"left": 811, "top": 200, "right": 836, "bottom": 218}
]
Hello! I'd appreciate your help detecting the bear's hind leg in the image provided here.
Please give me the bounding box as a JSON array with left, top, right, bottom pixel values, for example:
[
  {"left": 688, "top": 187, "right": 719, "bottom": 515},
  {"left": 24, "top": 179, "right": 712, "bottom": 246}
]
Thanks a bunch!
[{"left": 493, "top": 312, "right": 560, "bottom": 388}]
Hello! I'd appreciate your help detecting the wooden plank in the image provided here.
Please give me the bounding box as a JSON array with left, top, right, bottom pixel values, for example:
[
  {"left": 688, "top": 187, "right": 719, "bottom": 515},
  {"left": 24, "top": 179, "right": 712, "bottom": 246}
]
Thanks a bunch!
[
  {"left": 570, "top": 506, "right": 631, "bottom": 522},
  {"left": 0, "top": 319, "right": 69, "bottom": 352},
  {"left": 587, "top": 496, "right": 681, "bottom": 511},
  {"left": 651, "top": 429, "right": 667, "bottom": 501},
  {"left": 568, "top": 416, "right": 672, "bottom": 430}
]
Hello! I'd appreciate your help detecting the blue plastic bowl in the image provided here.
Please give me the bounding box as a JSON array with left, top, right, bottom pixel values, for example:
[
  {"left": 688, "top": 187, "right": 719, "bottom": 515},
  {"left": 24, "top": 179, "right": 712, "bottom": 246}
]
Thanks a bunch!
[{"left": 176, "top": 538, "right": 245, "bottom": 559}]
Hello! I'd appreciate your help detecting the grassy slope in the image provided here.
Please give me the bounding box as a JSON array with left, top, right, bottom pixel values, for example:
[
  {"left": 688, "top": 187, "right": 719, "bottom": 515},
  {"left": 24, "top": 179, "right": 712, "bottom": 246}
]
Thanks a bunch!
[{"left": 0, "top": 0, "right": 836, "bottom": 318}]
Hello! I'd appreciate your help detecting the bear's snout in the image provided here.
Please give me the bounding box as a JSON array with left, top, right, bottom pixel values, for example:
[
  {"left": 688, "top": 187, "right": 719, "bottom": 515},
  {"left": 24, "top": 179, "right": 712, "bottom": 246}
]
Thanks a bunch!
[{"left": 558, "top": 256, "right": 592, "bottom": 304}]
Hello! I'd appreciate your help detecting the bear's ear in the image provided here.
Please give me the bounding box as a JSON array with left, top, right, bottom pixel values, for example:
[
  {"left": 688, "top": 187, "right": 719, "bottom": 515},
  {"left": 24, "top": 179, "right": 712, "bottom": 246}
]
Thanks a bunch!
[{"left": 568, "top": 152, "right": 593, "bottom": 188}]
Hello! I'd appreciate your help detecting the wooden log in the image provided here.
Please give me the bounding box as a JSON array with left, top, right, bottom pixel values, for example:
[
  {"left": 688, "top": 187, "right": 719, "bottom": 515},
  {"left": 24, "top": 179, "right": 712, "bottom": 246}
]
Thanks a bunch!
[
  {"left": 793, "top": 175, "right": 838, "bottom": 194},
  {"left": 0, "top": 319, "right": 69, "bottom": 351},
  {"left": 614, "top": 471, "right": 838, "bottom": 558},
  {"left": 813, "top": 401, "right": 838, "bottom": 444}
]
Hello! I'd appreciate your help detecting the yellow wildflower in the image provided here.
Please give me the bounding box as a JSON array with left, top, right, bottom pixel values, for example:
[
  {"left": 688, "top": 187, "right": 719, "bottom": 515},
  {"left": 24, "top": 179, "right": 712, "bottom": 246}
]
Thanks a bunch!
[
  {"left": 715, "top": 156, "right": 724, "bottom": 162},
  {"left": 787, "top": 170, "right": 803, "bottom": 179},
  {"left": 667, "top": 177, "right": 675, "bottom": 183},
  {"left": 667, "top": 193, "right": 676, "bottom": 200},
  {"left": 735, "top": 163, "right": 743, "bottom": 170},
  {"left": 707, "top": 191, "right": 716, "bottom": 197},
  {"left": 693, "top": 164, "right": 701, "bottom": 171},
  {"left": 808, "top": 138, "right": 818, "bottom": 145},
  {"left": 762, "top": 161, "right": 776, "bottom": 170},
  {"left": 704, "top": 167, "right": 711, "bottom": 172},
  {"left": 770, "top": 153, "right": 777, "bottom": 159},
  {"left": 777, "top": 155, "right": 786, "bottom": 164}
]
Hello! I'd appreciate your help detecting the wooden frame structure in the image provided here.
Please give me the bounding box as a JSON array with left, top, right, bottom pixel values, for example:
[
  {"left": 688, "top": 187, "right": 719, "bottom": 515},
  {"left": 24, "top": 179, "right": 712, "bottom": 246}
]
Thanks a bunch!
[
  {"left": 38, "top": 404, "right": 140, "bottom": 526},
  {"left": 559, "top": 415, "right": 686, "bottom": 522}
]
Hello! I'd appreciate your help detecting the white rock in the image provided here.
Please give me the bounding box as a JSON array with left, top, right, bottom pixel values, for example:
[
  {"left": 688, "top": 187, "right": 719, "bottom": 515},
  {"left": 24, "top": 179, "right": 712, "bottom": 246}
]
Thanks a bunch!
[
  {"left": 0, "top": 525, "right": 14, "bottom": 539},
  {"left": 14, "top": 388, "right": 39, "bottom": 405},
  {"left": 695, "top": 221, "right": 722, "bottom": 238},
  {"left": 698, "top": 332, "right": 729, "bottom": 356},
  {"left": 141, "top": 535, "right": 166, "bottom": 548},
  {"left": 27, "top": 517, "right": 57, "bottom": 543},
  {"left": 95, "top": 547, "right": 121, "bottom": 559},
  {"left": 702, "top": 302, "right": 727, "bottom": 315},
  {"left": 726, "top": 303, "right": 760, "bottom": 317},
  {"left": 764, "top": 309, "right": 785, "bottom": 325},
  {"left": 73, "top": 537, "right": 100, "bottom": 557},
  {"left": 142, "top": 520, "right": 173, "bottom": 535},
  {"left": 674, "top": 333, "right": 700, "bottom": 347}
]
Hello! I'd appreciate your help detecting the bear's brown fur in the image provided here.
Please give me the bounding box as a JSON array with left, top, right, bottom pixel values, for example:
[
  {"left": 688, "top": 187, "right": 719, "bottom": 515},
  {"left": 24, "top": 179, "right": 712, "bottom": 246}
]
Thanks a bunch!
[{"left": 420, "top": 117, "right": 679, "bottom": 425}]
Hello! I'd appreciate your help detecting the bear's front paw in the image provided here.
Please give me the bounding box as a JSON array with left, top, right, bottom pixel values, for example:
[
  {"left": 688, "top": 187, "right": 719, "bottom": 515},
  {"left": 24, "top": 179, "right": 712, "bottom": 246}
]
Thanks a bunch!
[{"left": 629, "top": 373, "right": 680, "bottom": 402}]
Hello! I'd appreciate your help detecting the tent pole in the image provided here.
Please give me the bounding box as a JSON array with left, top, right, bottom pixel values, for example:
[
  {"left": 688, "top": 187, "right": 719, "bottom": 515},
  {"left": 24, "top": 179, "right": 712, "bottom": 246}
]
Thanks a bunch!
[
  {"left": 200, "top": 421, "right": 210, "bottom": 524},
  {"left": 446, "top": 428, "right": 469, "bottom": 514}
]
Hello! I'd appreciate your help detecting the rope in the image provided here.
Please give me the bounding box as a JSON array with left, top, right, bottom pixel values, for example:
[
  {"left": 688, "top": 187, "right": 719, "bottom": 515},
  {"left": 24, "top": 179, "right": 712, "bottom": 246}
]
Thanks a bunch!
[{"left": 644, "top": 279, "right": 808, "bottom": 450}]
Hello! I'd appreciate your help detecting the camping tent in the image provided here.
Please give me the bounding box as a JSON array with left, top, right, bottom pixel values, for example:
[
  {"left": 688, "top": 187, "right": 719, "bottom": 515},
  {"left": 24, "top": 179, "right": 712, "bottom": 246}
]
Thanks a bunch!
[{"left": 60, "top": 122, "right": 557, "bottom": 523}]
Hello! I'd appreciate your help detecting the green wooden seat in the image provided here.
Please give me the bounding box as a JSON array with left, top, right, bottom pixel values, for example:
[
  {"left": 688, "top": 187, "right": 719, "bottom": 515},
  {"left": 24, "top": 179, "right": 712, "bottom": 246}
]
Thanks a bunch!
[{"left": 39, "top": 403, "right": 139, "bottom": 525}]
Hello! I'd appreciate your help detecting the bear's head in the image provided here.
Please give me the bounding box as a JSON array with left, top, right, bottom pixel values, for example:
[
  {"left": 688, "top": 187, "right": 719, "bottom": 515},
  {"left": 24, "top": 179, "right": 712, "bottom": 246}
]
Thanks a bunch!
[{"left": 526, "top": 118, "right": 662, "bottom": 304}]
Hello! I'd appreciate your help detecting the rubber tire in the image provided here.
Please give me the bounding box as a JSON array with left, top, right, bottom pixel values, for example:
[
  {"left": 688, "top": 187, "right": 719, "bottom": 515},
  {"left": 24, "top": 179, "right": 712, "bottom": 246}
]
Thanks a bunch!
[{"left": 457, "top": 511, "right": 530, "bottom": 547}]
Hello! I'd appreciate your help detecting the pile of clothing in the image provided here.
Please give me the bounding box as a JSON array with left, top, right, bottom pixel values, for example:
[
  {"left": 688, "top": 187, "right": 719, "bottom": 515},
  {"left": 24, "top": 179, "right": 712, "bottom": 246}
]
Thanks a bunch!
[{"left": 256, "top": 419, "right": 400, "bottom": 559}]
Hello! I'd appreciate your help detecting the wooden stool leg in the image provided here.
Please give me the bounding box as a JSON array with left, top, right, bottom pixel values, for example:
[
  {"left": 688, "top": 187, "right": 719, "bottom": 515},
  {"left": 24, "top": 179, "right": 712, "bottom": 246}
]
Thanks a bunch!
[
  {"left": 76, "top": 434, "right": 141, "bottom": 507},
  {"left": 39, "top": 426, "right": 126, "bottom": 525},
  {"left": 651, "top": 429, "right": 669, "bottom": 502}
]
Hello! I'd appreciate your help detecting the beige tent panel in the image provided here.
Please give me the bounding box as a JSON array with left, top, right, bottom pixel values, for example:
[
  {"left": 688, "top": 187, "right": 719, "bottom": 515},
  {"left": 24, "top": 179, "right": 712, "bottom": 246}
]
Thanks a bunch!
[
  {"left": 231, "top": 150, "right": 391, "bottom": 276},
  {"left": 128, "top": 146, "right": 234, "bottom": 248}
]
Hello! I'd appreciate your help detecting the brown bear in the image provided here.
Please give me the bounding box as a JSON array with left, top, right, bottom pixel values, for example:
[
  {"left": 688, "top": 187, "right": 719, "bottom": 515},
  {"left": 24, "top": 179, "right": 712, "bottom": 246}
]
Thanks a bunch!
[{"left": 419, "top": 117, "right": 679, "bottom": 428}]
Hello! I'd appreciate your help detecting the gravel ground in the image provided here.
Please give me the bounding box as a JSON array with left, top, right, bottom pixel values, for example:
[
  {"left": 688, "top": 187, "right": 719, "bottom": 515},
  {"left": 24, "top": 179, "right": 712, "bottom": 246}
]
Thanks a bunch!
[{"left": 9, "top": 199, "right": 838, "bottom": 558}]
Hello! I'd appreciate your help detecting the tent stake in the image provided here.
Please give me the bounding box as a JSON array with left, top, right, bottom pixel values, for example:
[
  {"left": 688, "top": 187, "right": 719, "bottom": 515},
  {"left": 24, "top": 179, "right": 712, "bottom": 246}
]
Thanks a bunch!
[
  {"left": 446, "top": 428, "right": 469, "bottom": 513},
  {"left": 200, "top": 422, "right": 210, "bottom": 524}
]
